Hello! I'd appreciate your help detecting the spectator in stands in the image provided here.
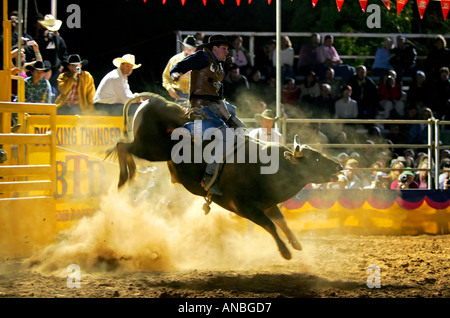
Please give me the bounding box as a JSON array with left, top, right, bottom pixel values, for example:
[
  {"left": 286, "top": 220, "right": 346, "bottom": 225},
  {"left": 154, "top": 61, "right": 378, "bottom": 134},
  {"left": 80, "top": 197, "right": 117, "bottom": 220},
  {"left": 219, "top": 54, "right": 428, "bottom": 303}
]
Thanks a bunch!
[
  {"left": 313, "top": 83, "right": 334, "bottom": 118},
  {"left": 162, "top": 35, "right": 196, "bottom": 104},
  {"left": 389, "top": 35, "right": 417, "bottom": 81},
  {"left": 43, "top": 61, "right": 58, "bottom": 102},
  {"left": 254, "top": 39, "right": 276, "bottom": 80},
  {"left": 296, "top": 33, "right": 322, "bottom": 76},
  {"left": 391, "top": 170, "right": 419, "bottom": 189},
  {"left": 281, "top": 77, "right": 301, "bottom": 106},
  {"left": 425, "top": 35, "right": 450, "bottom": 84},
  {"left": 35, "top": 14, "right": 68, "bottom": 91},
  {"left": 223, "top": 63, "right": 250, "bottom": 104},
  {"left": 55, "top": 54, "right": 96, "bottom": 115},
  {"left": 371, "top": 37, "right": 394, "bottom": 82},
  {"left": 378, "top": 70, "right": 405, "bottom": 119},
  {"left": 320, "top": 67, "right": 343, "bottom": 102},
  {"left": 407, "top": 107, "right": 435, "bottom": 146},
  {"left": 406, "top": 70, "right": 431, "bottom": 110},
  {"left": 194, "top": 32, "right": 205, "bottom": 45},
  {"left": 367, "top": 125, "right": 385, "bottom": 144},
  {"left": 94, "top": 54, "right": 143, "bottom": 115},
  {"left": 334, "top": 85, "right": 357, "bottom": 119},
  {"left": 247, "top": 68, "right": 267, "bottom": 101},
  {"left": 248, "top": 108, "right": 283, "bottom": 144},
  {"left": 299, "top": 71, "right": 320, "bottom": 105},
  {"left": 415, "top": 161, "right": 432, "bottom": 189},
  {"left": 432, "top": 67, "right": 450, "bottom": 120},
  {"left": 327, "top": 158, "right": 362, "bottom": 189},
  {"left": 388, "top": 159, "right": 405, "bottom": 185},
  {"left": 24, "top": 60, "right": 53, "bottom": 103},
  {"left": 346, "top": 65, "right": 379, "bottom": 119},
  {"left": 229, "top": 35, "right": 252, "bottom": 77},
  {"left": 316, "top": 35, "right": 355, "bottom": 83},
  {"left": 272, "top": 35, "right": 295, "bottom": 83},
  {"left": 438, "top": 159, "right": 450, "bottom": 189},
  {"left": 8, "top": 11, "right": 38, "bottom": 63}
]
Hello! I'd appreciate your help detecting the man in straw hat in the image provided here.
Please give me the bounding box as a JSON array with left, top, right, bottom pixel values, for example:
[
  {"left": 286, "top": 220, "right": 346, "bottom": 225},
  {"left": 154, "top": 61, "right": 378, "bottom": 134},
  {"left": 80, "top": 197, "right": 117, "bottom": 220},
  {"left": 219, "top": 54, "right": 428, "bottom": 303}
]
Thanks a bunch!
[
  {"left": 162, "top": 35, "right": 197, "bottom": 104},
  {"left": 55, "top": 54, "right": 95, "bottom": 115},
  {"left": 94, "top": 54, "right": 142, "bottom": 115},
  {"left": 170, "top": 34, "right": 246, "bottom": 195},
  {"left": 35, "top": 14, "right": 68, "bottom": 89},
  {"left": 248, "top": 108, "right": 283, "bottom": 144}
]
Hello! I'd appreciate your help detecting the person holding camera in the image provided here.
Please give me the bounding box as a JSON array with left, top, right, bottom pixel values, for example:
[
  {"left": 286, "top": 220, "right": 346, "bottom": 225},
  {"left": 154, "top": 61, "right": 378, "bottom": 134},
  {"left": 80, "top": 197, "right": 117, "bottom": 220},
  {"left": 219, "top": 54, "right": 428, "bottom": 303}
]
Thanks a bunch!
[
  {"left": 390, "top": 170, "right": 419, "bottom": 189},
  {"left": 35, "top": 14, "right": 68, "bottom": 91},
  {"left": 439, "top": 159, "right": 450, "bottom": 190},
  {"left": 378, "top": 70, "right": 405, "bottom": 119},
  {"left": 55, "top": 54, "right": 95, "bottom": 115}
]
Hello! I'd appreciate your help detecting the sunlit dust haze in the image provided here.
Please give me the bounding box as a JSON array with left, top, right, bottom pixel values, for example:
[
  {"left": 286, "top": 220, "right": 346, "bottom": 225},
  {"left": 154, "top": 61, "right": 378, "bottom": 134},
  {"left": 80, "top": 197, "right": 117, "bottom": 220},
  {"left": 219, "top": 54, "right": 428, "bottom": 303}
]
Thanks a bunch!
[{"left": 25, "top": 162, "right": 294, "bottom": 275}]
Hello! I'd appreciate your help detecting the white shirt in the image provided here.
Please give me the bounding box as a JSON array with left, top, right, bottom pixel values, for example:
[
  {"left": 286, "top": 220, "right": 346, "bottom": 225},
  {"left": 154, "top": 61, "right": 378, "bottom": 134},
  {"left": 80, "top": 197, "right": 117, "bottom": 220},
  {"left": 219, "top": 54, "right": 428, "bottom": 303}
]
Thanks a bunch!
[
  {"left": 272, "top": 47, "right": 295, "bottom": 67},
  {"left": 335, "top": 97, "right": 358, "bottom": 119},
  {"left": 93, "top": 68, "right": 137, "bottom": 104},
  {"left": 248, "top": 128, "right": 284, "bottom": 144}
]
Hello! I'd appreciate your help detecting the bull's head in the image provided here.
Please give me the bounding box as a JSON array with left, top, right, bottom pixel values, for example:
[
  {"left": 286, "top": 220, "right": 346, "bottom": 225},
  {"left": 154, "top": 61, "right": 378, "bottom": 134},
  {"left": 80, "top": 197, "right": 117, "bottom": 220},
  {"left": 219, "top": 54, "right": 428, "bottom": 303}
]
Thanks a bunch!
[{"left": 284, "top": 135, "right": 343, "bottom": 184}]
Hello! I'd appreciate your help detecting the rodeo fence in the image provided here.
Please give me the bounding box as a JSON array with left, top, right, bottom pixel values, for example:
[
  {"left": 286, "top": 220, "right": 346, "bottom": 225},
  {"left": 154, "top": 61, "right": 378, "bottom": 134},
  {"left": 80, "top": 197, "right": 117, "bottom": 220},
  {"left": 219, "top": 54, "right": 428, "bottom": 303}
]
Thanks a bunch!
[{"left": 239, "top": 116, "right": 450, "bottom": 190}]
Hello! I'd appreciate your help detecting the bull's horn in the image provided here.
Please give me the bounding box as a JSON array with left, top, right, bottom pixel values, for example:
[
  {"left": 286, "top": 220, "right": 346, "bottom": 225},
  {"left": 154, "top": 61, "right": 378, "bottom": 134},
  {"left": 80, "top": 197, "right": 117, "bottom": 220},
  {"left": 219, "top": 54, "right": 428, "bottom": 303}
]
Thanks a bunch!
[{"left": 293, "top": 134, "right": 303, "bottom": 157}]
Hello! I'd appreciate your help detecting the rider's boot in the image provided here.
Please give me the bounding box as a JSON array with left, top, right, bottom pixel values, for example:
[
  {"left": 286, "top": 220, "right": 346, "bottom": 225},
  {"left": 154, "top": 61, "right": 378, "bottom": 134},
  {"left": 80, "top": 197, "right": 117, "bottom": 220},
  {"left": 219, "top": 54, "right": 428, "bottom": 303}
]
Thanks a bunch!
[{"left": 201, "top": 172, "right": 223, "bottom": 196}]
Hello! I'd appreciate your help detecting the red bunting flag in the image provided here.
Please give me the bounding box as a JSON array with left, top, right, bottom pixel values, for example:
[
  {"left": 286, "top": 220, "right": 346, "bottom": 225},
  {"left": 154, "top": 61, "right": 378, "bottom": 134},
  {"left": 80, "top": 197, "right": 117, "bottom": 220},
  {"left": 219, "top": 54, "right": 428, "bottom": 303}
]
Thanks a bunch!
[
  {"left": 249, "top": 0, "right": 252, "bottom": 4},
  {"left": 382, "top": 0, "right": 390, "bottom": 9},
  {"left": 236, "top": 0, "right": 241, "bottom": 5},
  {"left": 268, "top": 0, "right": 272, "bottom": 4},
  {"left": 397, "top": 0, "right": 408, "bottom": 15},
  {"left": 202, "top": 0, "right": 207, "bottom": 5},
  {"left": 220, "top": 0, "right": 224, "bottom": 4},
  {"left": 181, "top": 0, "right": 186, "bottom": 5},
  {"left": 441, "top": 0, "right": 450, "bottom": 20},
  {"left": 312, "top": 0, "right": 318, "bottom": 7},
  {"left": 417, "top": 0, "right": 429, "bottom": 19},
  {"left": 162, "top": 0, "right": 166, "bottom": 3},
  {"left": 359, "top": 0, "right": 368, "bottom": 12},
  {"left": 336, "top": 0, "right": 345, "bottom": 12}
]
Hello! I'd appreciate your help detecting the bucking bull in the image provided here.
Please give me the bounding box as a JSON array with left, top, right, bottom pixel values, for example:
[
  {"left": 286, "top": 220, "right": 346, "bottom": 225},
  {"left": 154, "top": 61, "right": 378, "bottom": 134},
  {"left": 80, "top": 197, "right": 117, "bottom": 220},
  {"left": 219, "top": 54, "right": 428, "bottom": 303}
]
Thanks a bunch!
[{"left": 108, "top": 92, "right": 342, "bottom": 260}]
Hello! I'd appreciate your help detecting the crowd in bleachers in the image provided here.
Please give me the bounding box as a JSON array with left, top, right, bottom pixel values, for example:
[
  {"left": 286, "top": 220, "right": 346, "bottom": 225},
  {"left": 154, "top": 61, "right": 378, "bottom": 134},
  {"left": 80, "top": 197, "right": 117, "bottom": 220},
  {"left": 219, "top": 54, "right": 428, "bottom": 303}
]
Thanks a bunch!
[{"left": 221, "top": 33, "right": 449, "bottom": 190}]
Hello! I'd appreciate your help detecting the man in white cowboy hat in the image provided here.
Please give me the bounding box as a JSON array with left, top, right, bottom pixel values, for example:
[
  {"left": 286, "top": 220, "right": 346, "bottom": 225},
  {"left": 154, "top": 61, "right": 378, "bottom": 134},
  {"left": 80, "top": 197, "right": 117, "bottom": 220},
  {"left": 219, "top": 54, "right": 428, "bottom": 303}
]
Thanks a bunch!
[
  {"left": 35, "top": 14, "right": 68, "bottom": 90},
  {"left": 55, "top": 54, "right": 96, "bottom": 115},
  {"left": 24, "top": 60, "right": 53, "bottom": 103},
  {"left": 248, "top": 108, "right": 284, "bottom": 144},
  {"left": 170, "top": 34, "right": 246, "bottom": 195},
  {"left": 162, "top": 35, "right": 197, "bottom": 104},
  {"left": 94, "top": 54, "right": 142, "bottom": 115}
]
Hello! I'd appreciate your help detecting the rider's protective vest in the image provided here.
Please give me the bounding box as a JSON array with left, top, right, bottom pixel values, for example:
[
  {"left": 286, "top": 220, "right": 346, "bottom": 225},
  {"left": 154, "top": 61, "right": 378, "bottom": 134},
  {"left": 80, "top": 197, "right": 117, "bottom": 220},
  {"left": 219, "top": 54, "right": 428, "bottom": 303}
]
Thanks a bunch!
[{"left": 189, "top": 48, "right": 224, "bottom": 98}]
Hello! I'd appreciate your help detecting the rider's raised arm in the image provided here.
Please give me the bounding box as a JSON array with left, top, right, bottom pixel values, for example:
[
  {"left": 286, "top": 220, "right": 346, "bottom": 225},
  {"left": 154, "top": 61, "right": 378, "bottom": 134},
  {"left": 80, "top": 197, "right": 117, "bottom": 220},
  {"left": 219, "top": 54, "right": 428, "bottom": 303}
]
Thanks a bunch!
[{"left": 170, "top": 50, "right": 209, "bottom": 80}]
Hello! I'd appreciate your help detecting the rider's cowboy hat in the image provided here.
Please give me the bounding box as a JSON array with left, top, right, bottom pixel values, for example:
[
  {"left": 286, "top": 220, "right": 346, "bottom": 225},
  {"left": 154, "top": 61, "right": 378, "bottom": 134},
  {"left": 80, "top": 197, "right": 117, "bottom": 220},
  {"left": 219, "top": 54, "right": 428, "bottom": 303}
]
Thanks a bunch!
[
  {"left": 200, "top": 34, "right": 235, "bottom": 50},
  {"left": 255, "top": 109, "right": 279, "bottom": 121},
  {"left": 38, "top": 14, "right": 62, "bottom": 32},
  {"left": 113, "top": 54, "right": 142, "bottom": 69},
  {"left": 178, "top": 35, "right": 197, "bottom": 49},
  {"left": 62, "top": 54, "right": 88, "bottom": 67},
  {"left": 25, "top": 60, "right": 50, "bottom": 72}
]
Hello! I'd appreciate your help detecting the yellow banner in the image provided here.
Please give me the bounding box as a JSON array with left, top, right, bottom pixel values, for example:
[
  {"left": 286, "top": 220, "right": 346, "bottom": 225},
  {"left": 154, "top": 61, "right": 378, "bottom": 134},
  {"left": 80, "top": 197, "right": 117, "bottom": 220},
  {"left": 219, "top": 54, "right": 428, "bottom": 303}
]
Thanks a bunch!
[{"left": 26, "top": 115, "right": 123, "bottom": 230}]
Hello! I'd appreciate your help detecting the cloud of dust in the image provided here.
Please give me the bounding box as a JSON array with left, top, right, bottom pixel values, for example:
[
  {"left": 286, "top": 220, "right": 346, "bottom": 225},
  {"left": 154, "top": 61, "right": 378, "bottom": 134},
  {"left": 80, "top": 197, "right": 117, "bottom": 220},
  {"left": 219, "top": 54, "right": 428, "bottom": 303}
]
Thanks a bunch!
[{"left": 25, "top": 165, "right": 282, "bottom": 275}]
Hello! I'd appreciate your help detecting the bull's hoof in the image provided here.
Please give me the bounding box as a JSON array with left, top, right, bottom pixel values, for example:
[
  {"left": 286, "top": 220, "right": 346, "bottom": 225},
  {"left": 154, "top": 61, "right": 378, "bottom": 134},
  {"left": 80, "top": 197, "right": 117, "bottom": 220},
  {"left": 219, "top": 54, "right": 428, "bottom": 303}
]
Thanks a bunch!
[
  {"left": 279, "top": 246, "right": 292, "bottom": 260},
  {"left": 290, "top": 240, "right": 302, "bottom": 251}
]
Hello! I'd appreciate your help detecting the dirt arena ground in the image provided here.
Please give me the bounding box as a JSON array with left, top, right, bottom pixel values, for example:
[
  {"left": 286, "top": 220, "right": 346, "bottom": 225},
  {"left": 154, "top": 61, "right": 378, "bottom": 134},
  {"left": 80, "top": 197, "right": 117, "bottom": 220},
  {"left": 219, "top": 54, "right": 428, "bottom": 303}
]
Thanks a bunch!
[
  {"left": 1, "top": 166, "right": 449, "bottom": 300},
  {"left": 1, "top": 232, "right": 450, "bottom": 298}
]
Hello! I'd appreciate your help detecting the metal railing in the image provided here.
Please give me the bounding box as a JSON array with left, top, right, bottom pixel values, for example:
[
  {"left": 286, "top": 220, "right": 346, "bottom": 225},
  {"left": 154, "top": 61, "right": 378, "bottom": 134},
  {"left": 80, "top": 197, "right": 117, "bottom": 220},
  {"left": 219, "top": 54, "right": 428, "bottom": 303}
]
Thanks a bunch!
[{"left": 241, "top": 117, "right": 449, "bottom": 190}]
